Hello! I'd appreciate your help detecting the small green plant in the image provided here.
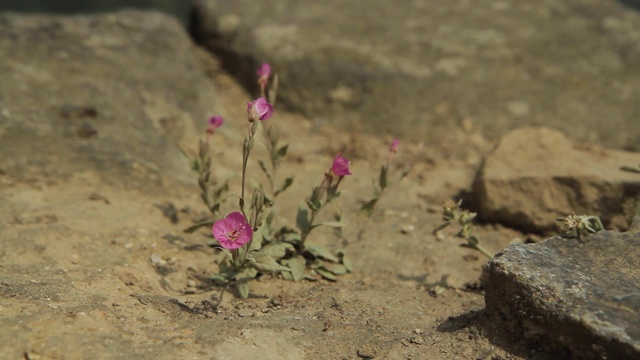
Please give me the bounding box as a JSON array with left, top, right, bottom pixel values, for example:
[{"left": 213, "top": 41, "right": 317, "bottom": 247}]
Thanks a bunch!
[
  {"left": 557, "top": 213, "right": 604, "bottom": 241},
  {"left": 184, "top": 116, "right": 230, "bottom": 233},
  {"left": 190, "top": 63, "right": 413, "bottom": 298},
  {"left": 359, "top": 139, "right": 416, "bottom": 217},
  {"left": 433, "top": 200, "right": 493, "bottom": 259}
]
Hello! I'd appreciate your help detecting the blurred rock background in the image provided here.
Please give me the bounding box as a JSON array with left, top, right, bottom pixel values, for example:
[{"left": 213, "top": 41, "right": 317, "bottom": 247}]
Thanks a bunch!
[{"left": 2, "top": 0, "right": 639, "bottom": 150}]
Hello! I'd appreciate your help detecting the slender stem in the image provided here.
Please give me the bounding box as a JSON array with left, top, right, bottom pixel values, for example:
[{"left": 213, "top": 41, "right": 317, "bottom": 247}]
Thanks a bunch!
[
  {"left": 300, "top": 209, "right": 319, "bottom": 247},
  {"left": 475, "top": 245, "right": 494, "bottom": 260}
]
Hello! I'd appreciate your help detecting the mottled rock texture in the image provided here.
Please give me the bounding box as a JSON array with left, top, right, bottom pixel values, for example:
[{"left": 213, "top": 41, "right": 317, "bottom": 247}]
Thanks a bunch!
[
  {"left": 473, "top": 127, "right": 640, "bottom": 233},
  {"left": 0, "top": 10, "right": 220, "bottom": 192},
  {"left": 483, "top": 217, "right": 640, "bottom": 359},
  {"left": 191, "top": 0, "right": 640, "bottom": 149}
]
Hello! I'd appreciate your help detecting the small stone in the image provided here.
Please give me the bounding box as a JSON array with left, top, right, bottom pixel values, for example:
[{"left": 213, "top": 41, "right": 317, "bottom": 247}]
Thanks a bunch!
[
  {"left": 400, "top": 224, "right": 415, "bottom": 234},
  {"left": 237, "top": 309, "right": 253, "bottom": 318},
  {"left": 187, "top": 280, "right": 197, "bottom": 288},
  {"left": 150, "top": 254, "right": 165, "bottom": 266},
  {"left": 357, "top": 345, "right": 377, "bottom": 359}
]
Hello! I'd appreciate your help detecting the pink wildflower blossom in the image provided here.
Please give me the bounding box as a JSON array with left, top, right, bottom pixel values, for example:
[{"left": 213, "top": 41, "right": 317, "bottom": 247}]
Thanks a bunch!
[
  {"left": 212, "top": 212, "right": 253, "bottom": 250},
  {"left": 256, "top": 63, "right": 271, "bottom": 79},
  {"left": 247, "top": 97, "right": 273, "bottom": 121},
  {"left": 208, "top": 115, "right": 224, "bottom": 128},
  {"left": 389, "top": 138, "right": 399, "bottom": 153},
  {"left": 330, "top": 154, "right": 352, "bottom": 177}
]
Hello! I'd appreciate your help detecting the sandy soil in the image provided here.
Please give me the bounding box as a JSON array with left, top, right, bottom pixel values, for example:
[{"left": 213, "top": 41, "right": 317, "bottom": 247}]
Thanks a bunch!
[{"left": 0, "top": 64, "right": 549, "bottom": 359}]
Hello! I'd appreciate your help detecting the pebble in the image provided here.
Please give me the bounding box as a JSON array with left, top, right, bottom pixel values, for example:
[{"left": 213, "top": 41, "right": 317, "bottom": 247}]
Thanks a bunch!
[
  {"left": 357, "top": 345, "right": 377, "bottom": 359},
  {"left": 400, "top": 224, "right": 415, "bottom": 234}
]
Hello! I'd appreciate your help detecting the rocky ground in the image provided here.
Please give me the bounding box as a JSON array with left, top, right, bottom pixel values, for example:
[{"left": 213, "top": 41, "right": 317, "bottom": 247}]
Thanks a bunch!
[{"left": 0, "top": 5, "right": 638, "bottom": 360}]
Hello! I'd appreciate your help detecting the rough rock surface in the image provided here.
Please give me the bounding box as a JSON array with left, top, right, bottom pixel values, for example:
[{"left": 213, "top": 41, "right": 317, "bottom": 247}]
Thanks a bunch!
[
  {"left": 482, "top": 217, "right": 640, "bottom": 359},
  {"left": 473, "top": 127, "right": 640, "bottom": 233},
  {"left": 191, "top": 0, "right": 640, "bottom": 149},
  {"left": 0, "top": 10, "right": 219, "bottom": 193}
]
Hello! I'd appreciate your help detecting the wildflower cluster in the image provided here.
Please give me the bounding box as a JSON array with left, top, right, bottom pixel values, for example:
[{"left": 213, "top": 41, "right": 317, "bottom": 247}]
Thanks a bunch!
[
  {"left": 557, "top": 213, "right": 604, "bottom": 241},
  {"left": 433, "top": 199, "right": 493, "bottom": 259},
  {"left": 189, "top": 63, "right": 361, "bottom": 298},
  {"left": 360, "top": 138, "right": 417, "bottom": 217}
]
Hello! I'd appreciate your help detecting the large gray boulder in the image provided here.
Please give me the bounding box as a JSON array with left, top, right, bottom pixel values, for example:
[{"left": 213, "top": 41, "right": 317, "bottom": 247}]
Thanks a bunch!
[
  {"left": 473, "top": 127, "right": 640, "bottom": 233},
  {"left": 191, "top": 0, "right": 640, "bottom": 149},
  {"left": 0, "top": 10, "right": 220, "bottom": 192},
  {"left": 483, "top": 216, "right": 640, "bottom": 359}
]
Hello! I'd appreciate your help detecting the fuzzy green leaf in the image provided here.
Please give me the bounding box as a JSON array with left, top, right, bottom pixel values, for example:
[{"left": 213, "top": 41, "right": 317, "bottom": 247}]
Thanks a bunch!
[
  {"left": 250, "top": 253, "right": 292, "bottom": 273},
  {"left": 236, "top": 282, "right": 249, "bottom": 299},
  {"left": 314, "top": 221, "right": 346, "bottom": 229},
  {"left": 260, "top": 242, "right": 294, "bottom": 261},
  {"left": 337, "top": 250, "right": 353, "bottom": 272},
  {"left": 296, "top": 206, "right": 311, "bottom": 233},
  {"left": 315, "top": 268, "right": 337, "bottom": 281},
  {"left": 281, "top": 255, "right": 306, "bottom": 282},
  {"left": 219, "top": 248, "right": 233, "bottom": 262},
  {"left": 236, "top": 267, "right": 258, "bottom": 283},
  {"left": 274, "top": 177, "right": 294, "bottom": 196},
  {"left": 304, "top": 244, "right": 339, "bottom": 262},
  {"left": 276, "top": 144, "right": 289, "bottom": 159},
  {"left": 379, "top": 165, "right": 388, "bottom": 190},
  {"left": 249, "top": 223, "right": 266, "bottom": 251},
  {"left": 183, "top": 219, "right": 214, "bottom": 233},
  {"left": 283, "top": 231, "right": 302, "bottom": 243},
  {"left": 321, "top": 263, "right": 348, "bottom": 275}
]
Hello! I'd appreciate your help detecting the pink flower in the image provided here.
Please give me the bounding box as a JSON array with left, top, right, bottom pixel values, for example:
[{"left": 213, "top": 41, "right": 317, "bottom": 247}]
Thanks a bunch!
[
  {"left": 389, "top": 138, "right": 399, "bottom": 153},
  {"left": 212, "top": 212, "right": 253, "bottom": 250},
  {"left": 256, "top": 63, "right": 271, "bottom": 79},
  {"left": 247, "top": 97, "right": 273, "bottom": 121},
  {"left": 330, "top": 154, "right": 352, "bottom": 177},
  {"left": 208, "top": 115, "right": 224, "bottom": 128}
]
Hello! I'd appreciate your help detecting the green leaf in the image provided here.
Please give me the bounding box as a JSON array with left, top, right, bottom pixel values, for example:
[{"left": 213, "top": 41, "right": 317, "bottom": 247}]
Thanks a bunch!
[
  {"left": 304, "top": 244, "right": 339, "bottom": 262},
  {"left": 236, "top": 282, "right": 249, "bottom": 299},
  {"left": 379, "top": 165, "right": 388, "bottom": 190},
  {"left": 306, "top": 198, "right": 321, "bottom": 211},
  {"left": 281, "top": 255, "right": 306, "bottom": 281},
  {"left": 219, "top": 248, "right": 233, "bottom": 262},
  {"left": 249, "top": 222, "right": 266, "bottom": 251},
  {"left": 296, "top": 206, "right": 311, "bottom": 233},
  {"left": 249, "top": 253, "right": 292, "bottom": 273},
  {"left": 274, "top": 177, "right": 294, "bottom": 196},
  {"left": 260, "top": 243, "right": 295, "bottom": 261},
  {"left": 359, "top": 198, "right": 378, "bottom": 217},
  {"left": 321, "top": 263, "right": 348, "bottom": 275},
  {"left": 276, "top": 144, "right": 289, "bottom": 159},
  {"left": 236, "top": 267, "right": 258, "bottom": 283},
  {"left": 283, "top": 231, "right": 302, "bottom": 243},
  {"left": 313, "top": 221, "right": 346, "bottom": 229},
  {"left": 183, "top": 219, "right": 214, "bottom": 233},
  {"left": 337, "top": 250, "right": 353, "bottom": 272},
  {"left": 315, "top": 268, "right": 337, "bottom": 281}
]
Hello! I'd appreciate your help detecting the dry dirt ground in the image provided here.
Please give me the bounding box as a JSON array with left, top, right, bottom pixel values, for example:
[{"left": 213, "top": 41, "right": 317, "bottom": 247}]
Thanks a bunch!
[{"left": 1, "top": 63, "right": 550, "bottom": 359}]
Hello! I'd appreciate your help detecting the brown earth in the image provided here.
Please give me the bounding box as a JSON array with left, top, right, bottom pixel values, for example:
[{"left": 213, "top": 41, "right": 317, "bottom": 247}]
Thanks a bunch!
[
  {"left": 1, "top": 66, "right": 543, "bottom": 360},
  {"left": 0, "top": 18, "right": 616, "bottom": 358}
]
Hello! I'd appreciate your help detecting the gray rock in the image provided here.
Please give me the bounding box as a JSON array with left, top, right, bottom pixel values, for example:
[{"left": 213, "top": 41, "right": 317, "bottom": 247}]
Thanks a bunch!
[
  {"left": 0, "top": 10, "right": 220, "bottom": 192},
  {"left": 482, "top": 217, "right": 640, "bottom": 359},
  {"left": 191, "top": 0, "right": 640, "bottom": 149},
  {"left": 473, "top": 127, "right": 640, "bottom": 232}
]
